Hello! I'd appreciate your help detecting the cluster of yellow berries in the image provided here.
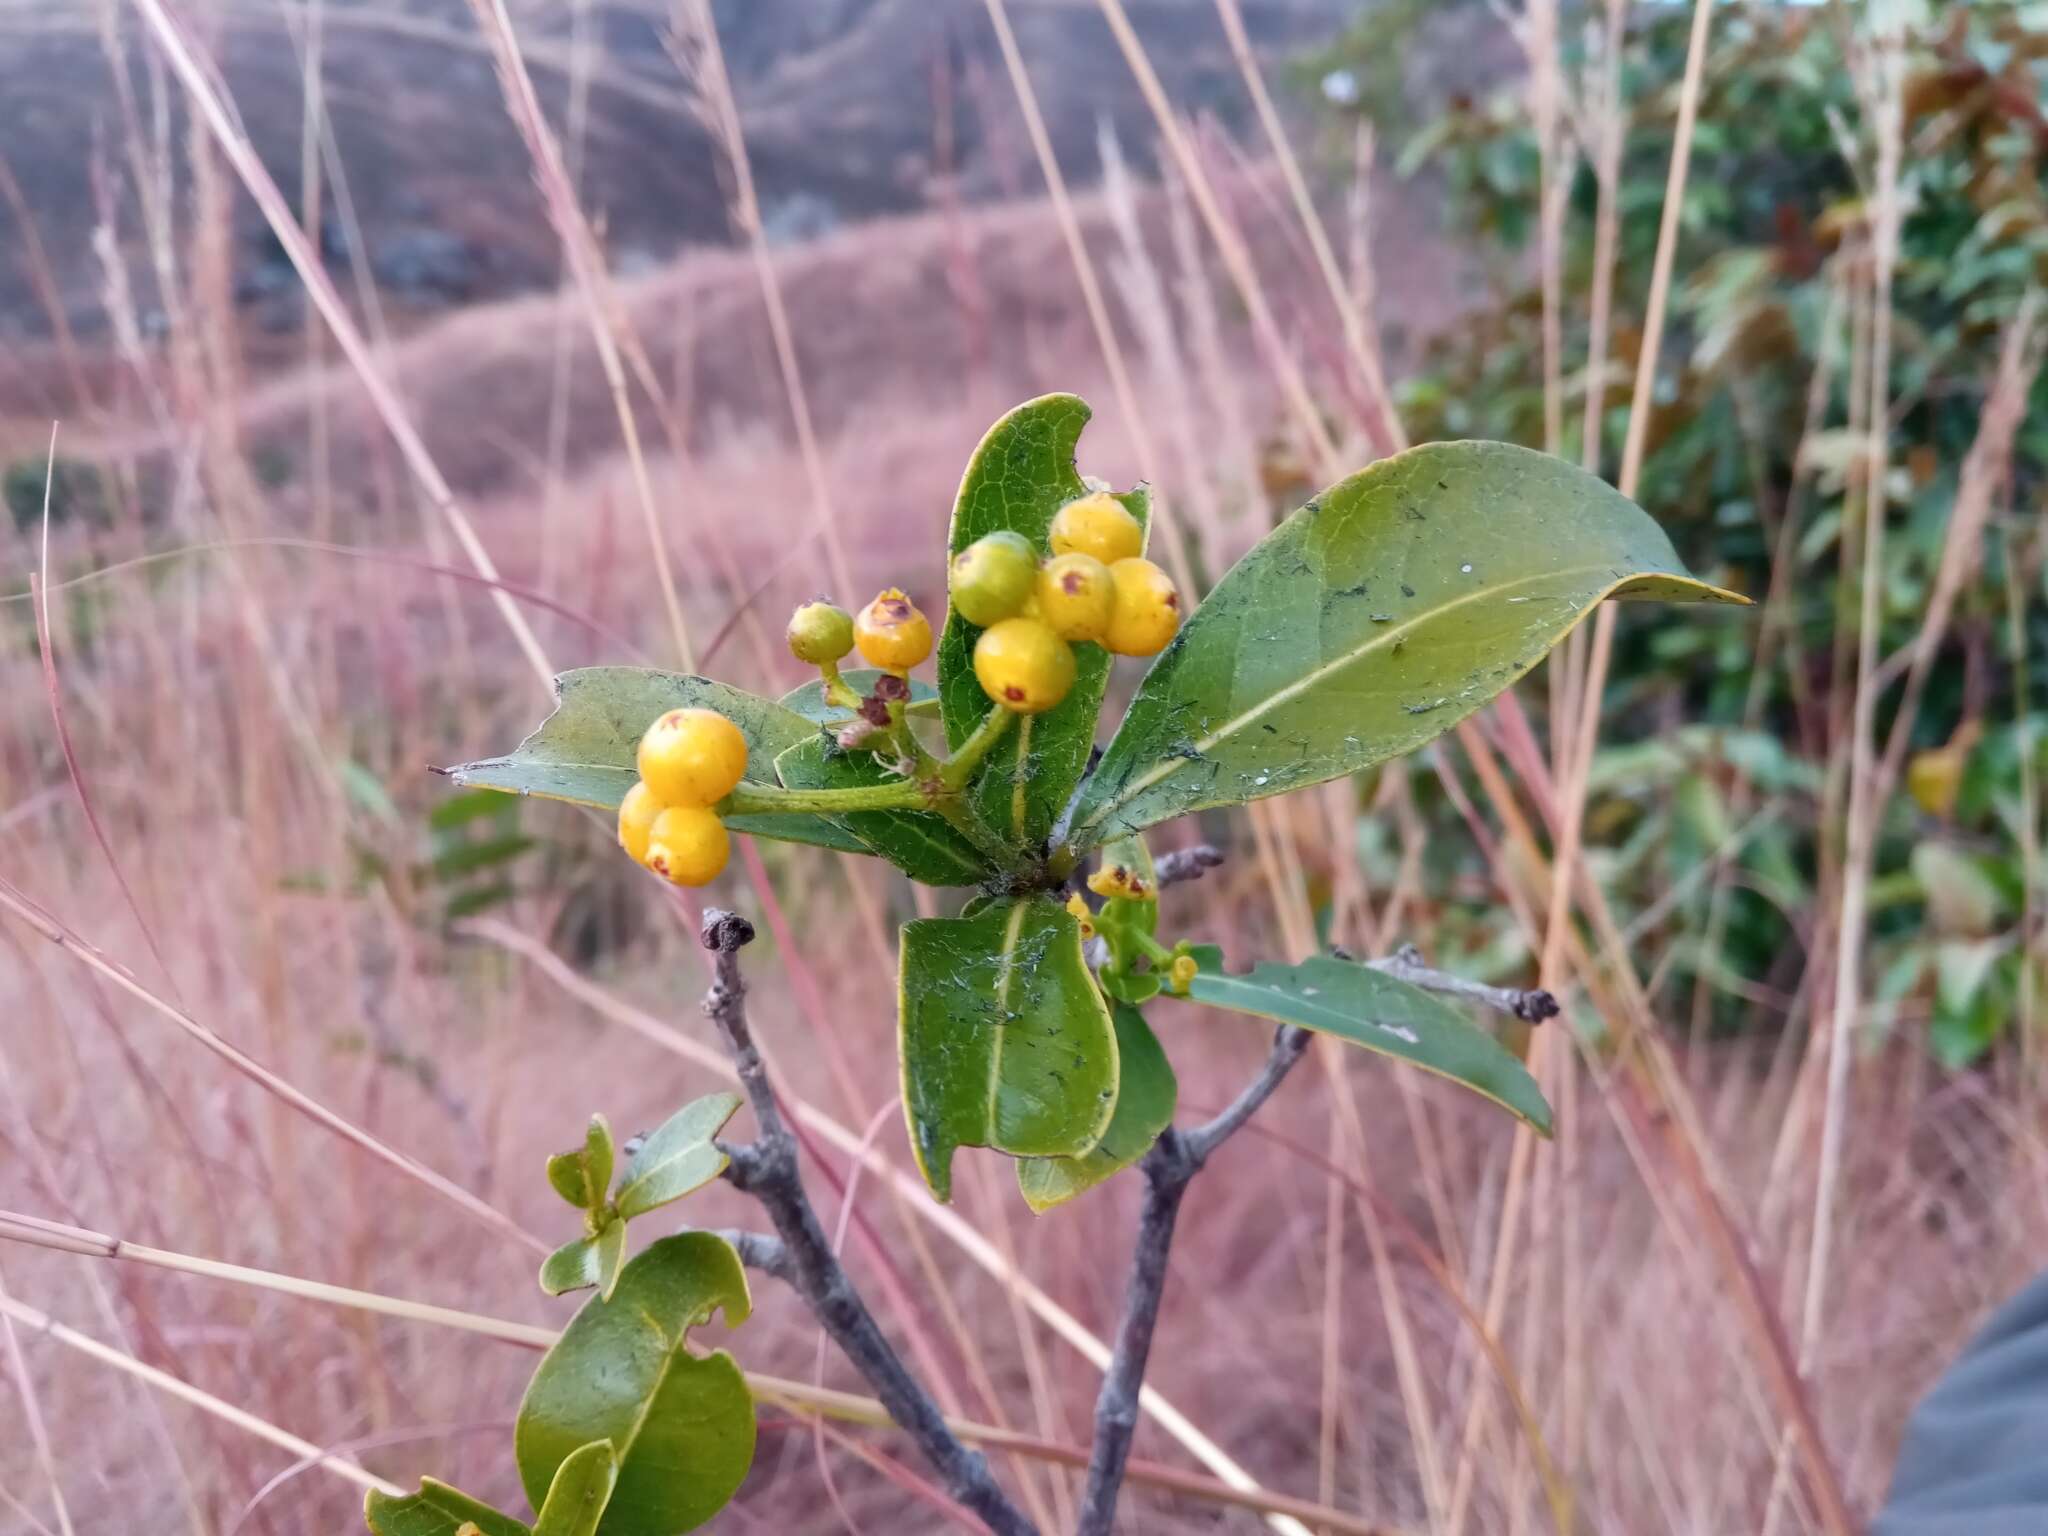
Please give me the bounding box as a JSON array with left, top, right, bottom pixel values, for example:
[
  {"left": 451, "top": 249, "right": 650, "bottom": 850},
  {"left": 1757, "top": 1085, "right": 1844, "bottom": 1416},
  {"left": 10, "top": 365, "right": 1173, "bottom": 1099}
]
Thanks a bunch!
[
  {"left": 616, "top": 708, "right": 748, "bottom": 886},
  {"left": 955, "top": 492, "right": 1181, "bottom": 715}
]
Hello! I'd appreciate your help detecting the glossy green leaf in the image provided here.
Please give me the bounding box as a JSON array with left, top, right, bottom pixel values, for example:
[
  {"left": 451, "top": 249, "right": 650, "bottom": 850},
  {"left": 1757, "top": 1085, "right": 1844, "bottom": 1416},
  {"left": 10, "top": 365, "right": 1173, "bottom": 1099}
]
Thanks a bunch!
[
  {"left": 364, "top": 1478, "right": 531, "bottom": 1536},
  {"left": 1065, "top": 441, "right": 1746, "bottom": 847},
  {"left": 935, "top": 394, "right": 1148, "bottom": 846},
  {"left": 1018, "top": 1003, "right": 1177, "bottom": 1212},
  {"left": 444, "top": 667, "right": 857, "bottom": 852},
  {"left": 773, "top": 736, "right": 993, "bottom": 886},
  {"left": 898, "top": 895, "right": 1119, "bottom": 1201},
  {"left": 1189, "top": 954, "right": 1552, "bottom": 1133},
  {"left": 516, "top": 1234, "right": 755, "bottom": 1536},
  {"left": 614, "top": 1092, "right": 741, "bottom": 1220},
  {"left": 533, "top": 1441, "right": 619, "bottom": 1536},
  {"left": 538, "top": 1219, "right": 626, "bottom": 1300},
  {"left": 779, "top": 670, "right": 940, "bottom": 724},
  {"left": 546, "top": 1115, "right": 617, "bottom": 1212}
]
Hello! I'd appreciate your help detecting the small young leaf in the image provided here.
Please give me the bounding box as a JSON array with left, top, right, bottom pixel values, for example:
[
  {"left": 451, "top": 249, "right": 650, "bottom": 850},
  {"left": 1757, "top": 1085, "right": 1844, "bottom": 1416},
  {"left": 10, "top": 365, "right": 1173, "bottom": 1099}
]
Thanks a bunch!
[
  {"left": 544, "top": 1115, "right": 615, "bottom": 1213},
  {"left": 532, "top": 1440, "right": 619, "bottom": 1536},
  {"left": 899, "top": 895, "right": 1119, "bottom": 1201},
  {"left": 779, "top": 670, "right": 940, "bottom": 724},
  {"left": 773, "top": 736, "right": 993, "bottom": 885},
  {"left": 539, "top": 1235, "right": 599, "bottom": 1297},
  {"left": 593, "top": 1218, "right": 627, "bottom": 1302},
  {"left": 364, "top": 1478, "right": 531, "bottom": 1536},
  {"left": 614, "top": 1092, "right": 742, "bottom": 1220},
  {"left": 1018, "top": 1004, "right": 1177, "bottom": 1212},
  {"left": 516, "top": 1234, "right": 755, "bottom": 1536},
  {"left": 1065, "top": 441, "right": 1747, "bottom": 847},
  {"left": 1188, "top": 954, "right": 1552, "bottom": 1133},
  {"left": 934, "top": 394, "right": 1147, "bottom": 846}
]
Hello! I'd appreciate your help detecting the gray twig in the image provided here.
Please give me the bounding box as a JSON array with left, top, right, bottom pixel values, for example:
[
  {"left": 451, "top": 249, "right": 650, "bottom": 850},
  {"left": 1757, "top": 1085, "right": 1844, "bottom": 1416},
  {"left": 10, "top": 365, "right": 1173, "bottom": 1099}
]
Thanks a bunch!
[
  {"left": 698, "top": 910, "right": 1036, "bottom": 1536},
  {"left": 1076, "top": 1022, "right": 1312, "bottom": 1535},
  {"left": 1361, "top": 943, "right": 1561, "bottom": 1024},
  {"left": 1153, "top": 844, "right": 1225, "bottom": 889}
]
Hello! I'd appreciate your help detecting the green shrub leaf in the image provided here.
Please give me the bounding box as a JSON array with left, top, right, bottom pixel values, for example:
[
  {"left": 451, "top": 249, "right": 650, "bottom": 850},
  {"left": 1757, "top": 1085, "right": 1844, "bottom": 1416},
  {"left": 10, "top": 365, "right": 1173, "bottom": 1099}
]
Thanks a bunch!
[
  {"left": 1188, "top": 954, "right": 1552, "bottom": 1133},
  {"left": 614, "top": 1092, "right": 741, "bottom": 1220},
  {"left": 773, "top": 736, "right": 992, "bottom": 885},
  {"left": 516, "top": 1234, "right": 755, "bottom": 1536},
  {"left": 1065, "top": 441, "right": 1746, "bottom": 847},
  {"left": 898, "top": 895, "right": 1119, "bottom": 1200},
  {"left": 935, "top": 394, "right": 1147, "bottom": 846},
  {"left": 1018, "top": 1003, "right": 1176, "bottom": 1212},
  {"left": 540, "top": 1234, "right": 601, "bottom": 1297},
  {"left": 444, "top": 667, "right": 859, "bottom": 852},
  {"left": 532, "top": 1440, "right": 619, "bottom": 1536},
  {"left": 364, "top": 1478, "right": 531, "bottom": 1536}
]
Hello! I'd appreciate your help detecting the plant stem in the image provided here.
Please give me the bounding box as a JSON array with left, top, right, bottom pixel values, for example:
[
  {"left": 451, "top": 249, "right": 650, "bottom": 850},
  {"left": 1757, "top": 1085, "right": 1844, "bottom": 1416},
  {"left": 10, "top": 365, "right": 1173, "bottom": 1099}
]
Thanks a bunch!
[
  {"left": 723, "top": 779, "right": 924, "bottom": 816},
  {"left": 939, "top": 706, "right": 1016, "bottom": 792},
  {"left": 1077, "top": 1022, "right": 1313, "bottom": 1534},
  {"left": 698, "top": 912, "right": 1038, "bottom": 1536}
]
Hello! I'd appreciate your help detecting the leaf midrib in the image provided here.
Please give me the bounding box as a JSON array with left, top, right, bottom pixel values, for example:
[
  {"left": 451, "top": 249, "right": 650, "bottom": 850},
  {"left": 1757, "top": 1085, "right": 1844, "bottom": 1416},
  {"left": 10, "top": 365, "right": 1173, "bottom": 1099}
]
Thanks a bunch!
[{"left": 1075, "top": 561, "right": 1646, "bottom": 837}]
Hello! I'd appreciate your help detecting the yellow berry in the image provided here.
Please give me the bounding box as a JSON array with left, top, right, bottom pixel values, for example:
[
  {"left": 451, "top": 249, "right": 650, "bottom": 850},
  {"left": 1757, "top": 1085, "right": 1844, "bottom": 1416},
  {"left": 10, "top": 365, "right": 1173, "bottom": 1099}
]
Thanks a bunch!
[
  {"left": 1049, "top": 492, "right": 1143, "bottom": 565},
  {"left": 1035, "top": 553, "right": 1115, "bottom": 644},
  {"left": 1087, "top": 862, "right": 1152, "bottom": 901},
  {"left": 1104, "top": 557, "right": 1181, "bottom": 657},
  {"left": 1065, "top": 891, "right": 1097, "bottom": 941},
  {"left": 1168, "top": 954, "right": 1198, "bottom": 995},
  {"left": 949, "top": 531, "right": 1038, "bottom": 628},
  {"left": 617, "top": 781, "right": 663, "bottom": 864},
  {"left": 787, "top": 600, "right": 855, "bottom": 665},
  {"left": 973, "top": 617, "right": 1076, "bottom": 714},
  {"left": 637, "top": 708, "right": 748, "bottom": 807},
  {"left": 644, "top": 805, "right": 729, "bottom": 886},
  {"left": 854, "top": 588, "right": 934, "bottom": 672}
]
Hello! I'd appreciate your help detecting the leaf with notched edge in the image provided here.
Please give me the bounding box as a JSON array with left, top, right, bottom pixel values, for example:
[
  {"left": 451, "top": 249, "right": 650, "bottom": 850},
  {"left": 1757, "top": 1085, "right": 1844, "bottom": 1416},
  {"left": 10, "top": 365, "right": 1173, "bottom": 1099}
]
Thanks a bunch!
[
  {"left": 898, "top": 895, "right": 1119, "bottom": 1201},
  {"left": 935, "top": 395, "right": 1148, "bottom": 848},
  {"left": 1065, "top": 441, "right": 1746, "bottom": 848}
]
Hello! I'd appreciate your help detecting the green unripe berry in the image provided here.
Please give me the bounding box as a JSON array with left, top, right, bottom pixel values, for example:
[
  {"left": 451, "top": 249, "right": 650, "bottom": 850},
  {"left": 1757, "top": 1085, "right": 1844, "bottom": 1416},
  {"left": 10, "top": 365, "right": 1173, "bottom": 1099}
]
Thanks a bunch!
[
  {"left": 949, "top": 531, "right": 1038, "bottom": 628},
  {"left": 973, "top": 616, "right": 1076, "bottom": 714},
  {"left": 787, "top": 600, "right": 855, "bottom": 664}
]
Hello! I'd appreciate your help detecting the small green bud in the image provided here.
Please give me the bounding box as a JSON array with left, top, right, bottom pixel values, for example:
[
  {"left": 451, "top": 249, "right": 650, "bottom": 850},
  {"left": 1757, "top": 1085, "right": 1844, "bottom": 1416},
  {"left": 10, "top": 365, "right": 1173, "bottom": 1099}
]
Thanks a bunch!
[
  {"left": 949, "top": 530, "right": 1038, "bottom": 628},
  {"left": 787, "top": 599, "right": 855, "bottom": 664}
]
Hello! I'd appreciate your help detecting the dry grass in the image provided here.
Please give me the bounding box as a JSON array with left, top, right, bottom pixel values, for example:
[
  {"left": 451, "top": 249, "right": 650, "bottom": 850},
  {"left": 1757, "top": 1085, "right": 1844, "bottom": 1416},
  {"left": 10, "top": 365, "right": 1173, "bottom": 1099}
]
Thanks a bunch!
[{"left": 1, "top": 3, "right": 2042, "bottom": 1534}]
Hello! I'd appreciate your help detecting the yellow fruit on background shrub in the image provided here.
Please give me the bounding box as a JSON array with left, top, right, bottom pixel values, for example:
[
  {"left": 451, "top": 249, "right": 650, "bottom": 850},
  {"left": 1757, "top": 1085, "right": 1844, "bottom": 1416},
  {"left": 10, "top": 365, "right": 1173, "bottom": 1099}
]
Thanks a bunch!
[
  {"left": 786, "top": 600, "right": 855, "bottom": 665},
  {"left": 1104, "top": 557, "right": 1180, "bottom": 657},
  {"left": 1048, "top": 491, "right": 1143, "bottom": 565},
  {"left": 617, "top": 780, "right": 663, "bottom": 864},
  {"left": 638, "top": 708, "right": 749, "bottom": 807},
  {"left": 972, "top": 616, "right": 1077, "bottom": 714},
  {"left": 949, "top": 531, "right": 1038, "bottom": 628},
  {"left": 854, "top": 587, "right": 934, "bottom": 672},
  {"left": 644, "top": 805, "right": 730, "bottom": 886},
  {"left": 1035, "top": 552, "right": 1115, "bottom": 643}
]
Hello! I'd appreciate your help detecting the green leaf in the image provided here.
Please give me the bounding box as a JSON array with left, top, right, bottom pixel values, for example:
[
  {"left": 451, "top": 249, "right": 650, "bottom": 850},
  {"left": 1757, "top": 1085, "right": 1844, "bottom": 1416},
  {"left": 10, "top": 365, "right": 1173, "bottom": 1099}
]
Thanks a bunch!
[
  {"left": 546, "top": 1115, "right": 617, "bottom": 1212},
  {"left": 934, "top": 394, "right": 1148, "bottom": 846},
  {"left": 779, "top": 671, "right": 940, "bottom": 724},
  {"left": 444, "top": 667, "right": 856, "bottom": 853},
  {"left": 898, "top": 895, "right": 1119, "bottom": 1200},
  {"left": 1065, "top": 441, "right": 1746, "bottom": 847},
  {"left": 773, "top": 736, "right": 992, "bottom": 885},
  {"left": 1188, "top": 954, "right": 1552, "bottom": 1134},
  {"left": 540, "top": 1234, "right": 602, "bottom": 1297},
  {"left": 614, "top": 1093, "right": 741, "bottom": 1220},
  {"left": 516, "top": 1234, "right": 755, "bottom": 1536},
  {"left": 1018, "top": 1004, "right": 1177, "bottom": 1212},
  {"left": 533, "top": 1441, "right": 619, "bottom": 1536},
  {"left": 365, "top": 1478, "right": 531, "bottom": 1536}
]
